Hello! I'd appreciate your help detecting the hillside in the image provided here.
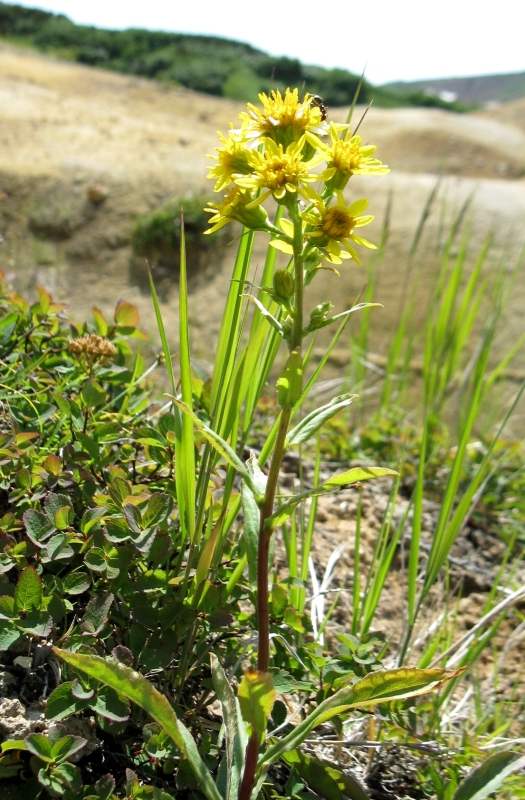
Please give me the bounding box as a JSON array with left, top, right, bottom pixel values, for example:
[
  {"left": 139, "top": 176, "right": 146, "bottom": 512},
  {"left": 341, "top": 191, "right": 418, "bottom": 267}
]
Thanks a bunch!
[
  {"left": 385, "top": 70, "right": 525, "bottom": 106},
  {"left": 0, "top": 1, "right": 464, "bottom": 110},
  {"left": 1, "top": 41, "right": 525, "bottom": 373}
]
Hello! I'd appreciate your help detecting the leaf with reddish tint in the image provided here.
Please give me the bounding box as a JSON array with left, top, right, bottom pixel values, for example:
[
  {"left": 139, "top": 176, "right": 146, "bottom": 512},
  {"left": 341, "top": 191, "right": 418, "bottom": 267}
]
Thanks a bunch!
[
  {"left": 92, "top": 306, "right": 108, "bottom": 336},
  {"left": 114, "top": 300, "right": 139, "bottom": 327},
  {"left": 43, "top": 454, "right": 61, "bottom": 476},
  {"left": 80, "top": 593, "right": 114, "bottom": 635}
]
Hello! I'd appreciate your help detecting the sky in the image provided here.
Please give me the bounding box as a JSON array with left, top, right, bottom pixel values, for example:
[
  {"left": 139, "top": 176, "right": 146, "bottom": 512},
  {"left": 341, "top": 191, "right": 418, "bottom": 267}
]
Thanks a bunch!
[{"left": 4, "top": 0, "right": 525, "bottom": 85}]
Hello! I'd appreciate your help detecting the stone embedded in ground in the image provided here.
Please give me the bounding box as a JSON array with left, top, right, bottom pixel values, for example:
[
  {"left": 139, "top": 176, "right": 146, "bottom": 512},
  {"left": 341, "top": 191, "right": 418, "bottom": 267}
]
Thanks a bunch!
[{"left": 87, "top": 184, "right": 110, "bottom": 204}]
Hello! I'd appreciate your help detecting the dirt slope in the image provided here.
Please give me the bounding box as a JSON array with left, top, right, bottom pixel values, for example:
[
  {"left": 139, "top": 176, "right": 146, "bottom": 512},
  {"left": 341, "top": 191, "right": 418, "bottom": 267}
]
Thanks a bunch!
[{"left": 1, "top": 41, "right": 525, "bottom": 374}]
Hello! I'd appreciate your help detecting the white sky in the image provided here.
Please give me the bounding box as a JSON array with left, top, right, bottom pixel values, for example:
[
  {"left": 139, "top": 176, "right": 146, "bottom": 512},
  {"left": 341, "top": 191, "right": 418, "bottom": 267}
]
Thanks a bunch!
[{"left": 4, "top": 0, "right": 525, "bottom": 85}]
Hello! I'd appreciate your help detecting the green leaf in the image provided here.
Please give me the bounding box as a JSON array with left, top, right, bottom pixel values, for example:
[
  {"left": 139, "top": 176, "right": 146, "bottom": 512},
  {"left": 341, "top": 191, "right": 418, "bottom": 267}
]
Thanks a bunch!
[
  {"left": 93, "top": 686, "right": 130, "bottom": 722},
  {"left": 63, "top": 572, "right": 91, "bottom": 595},
  {"left": 211, "top": 654, "right": 247, "bottom": 800},
  {"left": 52, "top": 648, "right": 223, "bottom": 800},
  {"left": 45, "top": 534, "right": 74, "bottom": 562},
  {"left": 287, "top": 394, "right": 356, "bottom": 446},
  {"left": 276, "top": 350, "right": 303, "bottom": 409},
  {"left": 284, "top": 606, "right": 305, "bottom": 633},
  {"left": 243, "top": 294, "right": 283, "bottom": 335},
  {"left": 38, "top": 761, "right": 82, "bottom": 797},
  {"left": 80, "top": 593, "right": 113, "bottom": 635},
  {"left": 84, "top": 549, "right": 108, "bottom": 572},
  {"left": 115, "top": 300, "right": 139, "bottom": 327},
  {"left": 45, "top": 683, "right": 92, "bottom": 722},
  {"left": 81, "top": 507, "right": 107, "bottom": 535},
  {"left": 25, "top": 734, "right": 53, "bottom": 762},
  {"left": 43, "top": 455, "right": 61, "bottom": 476},
  {"left": 241, "top": 480, "right": 260, "bottom": 589},
  {"left": 324, "top": 466, "right": 399, "bottom": 488},
  {"left": 53, "top": 505, "right": 73, "bottom": 531},
  {"left": 267, "top": 466, "right": 399, "bottom": 530},
  {"left": 14, "top": 567, "right": 42, "bottom": 614},
  {"left": 260, "top": 666, "right": 465, "bottom": 767},
  {"left": 45, "top": 495, "right": 73, "bottom": 526},
  {"left": 81, "top": 379, "right": 106, "bottom": 409},
  {"left": 23, "top": 510, "right": 55, "bottom": 546},
  {"left": 50, "top": 735, "right": 87, "bottom": 763},
  {"left": 92, "top": 306, "right": 108, "bottom": 336},
  {"left": 0, "top": 622, "right": 22, "bottom": 650},
  {"left": 452, "top": 751, "right": 525, "bottom": 800},
  {"left": 238, "top": 670, "right": 276, "bottom": 746},
  {"left": 167, "top": 396, "right": 263, "bottom": 501},
  {"left": 282, "top": 750, "right": 370, "bottom": 800},
  {"left": 17, "top": 610, "right": 52, "bottom": 637},
  {"left": 142, "top": 494, "right": 173, "bottom": 527}
]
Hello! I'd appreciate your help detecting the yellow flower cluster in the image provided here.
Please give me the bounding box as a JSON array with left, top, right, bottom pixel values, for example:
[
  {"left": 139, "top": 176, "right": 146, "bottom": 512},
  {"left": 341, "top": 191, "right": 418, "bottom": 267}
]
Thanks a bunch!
[{"left": 205, "top": 88, "right": 389, "bottom": 268}]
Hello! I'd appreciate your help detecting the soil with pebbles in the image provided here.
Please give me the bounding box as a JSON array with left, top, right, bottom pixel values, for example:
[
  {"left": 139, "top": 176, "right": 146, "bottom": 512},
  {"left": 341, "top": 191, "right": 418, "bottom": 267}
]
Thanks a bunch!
[{"left": 273, "top": 457, "right": 525, "bottom": 799}]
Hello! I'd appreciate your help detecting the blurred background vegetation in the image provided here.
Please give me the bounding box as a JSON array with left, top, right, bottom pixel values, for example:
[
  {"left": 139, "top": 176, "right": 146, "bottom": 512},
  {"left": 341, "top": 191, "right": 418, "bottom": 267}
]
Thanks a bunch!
[{"left": 0, "top": 1, "right": 470, "bottom": 110}]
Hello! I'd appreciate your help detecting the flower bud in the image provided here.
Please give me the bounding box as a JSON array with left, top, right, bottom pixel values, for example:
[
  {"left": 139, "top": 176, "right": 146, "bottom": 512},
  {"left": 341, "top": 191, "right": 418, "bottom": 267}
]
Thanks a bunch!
[
  {"left": 273, "top": 269, "right": 294, "bottom": 301},
  {"left": 309, "top": 302, "right": 332, "bottom": 322}
]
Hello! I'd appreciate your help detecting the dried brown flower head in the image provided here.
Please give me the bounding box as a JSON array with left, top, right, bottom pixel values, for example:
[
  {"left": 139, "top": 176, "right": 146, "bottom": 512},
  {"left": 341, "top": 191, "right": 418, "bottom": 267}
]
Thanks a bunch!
[{"left": 68, "top": 334, "right": 116, "bottom": 367}]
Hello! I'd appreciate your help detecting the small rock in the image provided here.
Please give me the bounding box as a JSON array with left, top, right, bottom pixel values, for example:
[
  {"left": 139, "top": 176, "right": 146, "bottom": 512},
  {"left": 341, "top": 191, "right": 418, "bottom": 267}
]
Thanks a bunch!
[{"left": 87, "top": 184, "right": 109, "bottom": 204}]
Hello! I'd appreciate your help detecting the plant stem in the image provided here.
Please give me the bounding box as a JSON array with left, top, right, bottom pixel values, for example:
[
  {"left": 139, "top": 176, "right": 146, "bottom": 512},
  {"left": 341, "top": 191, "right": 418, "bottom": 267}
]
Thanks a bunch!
[
  {"left": 242, "top": 199, "right": 305, "bottom": 800},
  {"left": 256, "top": 407, "right": 292, "bottom": 673},
  {"left": 238, "top": 735, "right": 260, "bottom": 800},
  {"left": 257, "top": 199, "right": 304, "bottom": 674}
]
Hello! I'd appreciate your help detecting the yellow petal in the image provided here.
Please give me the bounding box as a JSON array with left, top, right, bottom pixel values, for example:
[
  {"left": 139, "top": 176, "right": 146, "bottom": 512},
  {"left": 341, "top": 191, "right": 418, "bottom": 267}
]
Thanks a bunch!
[{"left": 270, "top": 239, "right": 294, "bottom": 254}]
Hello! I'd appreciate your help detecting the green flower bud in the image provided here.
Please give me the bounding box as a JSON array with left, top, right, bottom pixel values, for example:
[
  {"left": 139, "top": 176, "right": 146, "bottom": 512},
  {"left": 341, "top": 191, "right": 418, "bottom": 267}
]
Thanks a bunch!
[
  {"left": 273, "top": 269, "right": 294, "bottom": 301},
  {"left": 309, "top": 302, "right": 332, "bottom": 322}
]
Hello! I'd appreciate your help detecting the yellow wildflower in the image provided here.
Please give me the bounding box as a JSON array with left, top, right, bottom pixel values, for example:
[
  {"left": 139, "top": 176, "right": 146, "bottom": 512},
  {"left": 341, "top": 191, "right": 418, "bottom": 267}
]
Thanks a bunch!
[
  {"left": 207, "top": 129, "right": 254, "bottom": 192},
  {"left": 235, "top": 137, "right": 322, "bottom": 206},
  {"left": 303, "top": 191, "right": 376, "bottom": 265},
  {"left": 320, "top": 123, "right": 389, "bottom": 190},
  {"left": 204, "top": 186, "right": 269, "bottom": 234},
  {"left": 238, "top": 89, "right": 328, "bottom": 149}
]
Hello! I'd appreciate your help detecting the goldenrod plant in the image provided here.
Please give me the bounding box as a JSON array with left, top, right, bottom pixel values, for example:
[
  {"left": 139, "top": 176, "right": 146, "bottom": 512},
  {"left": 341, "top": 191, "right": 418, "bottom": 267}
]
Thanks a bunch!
[{"left": 52, "top": 89, "right": 468, "bottom": 800}]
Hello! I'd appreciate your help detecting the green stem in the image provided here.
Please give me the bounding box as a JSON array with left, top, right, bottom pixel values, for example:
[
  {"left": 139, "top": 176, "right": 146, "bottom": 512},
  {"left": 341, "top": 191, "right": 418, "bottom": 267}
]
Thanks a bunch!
[
  {"left": 242, "top": 199, "right": 305, "bottom": 800},
  {"left": 256, "top": 198, "right": 305, "bottom": 674},
  {"left": 256, "top": 406, "right": 291, "bottom": 673}
]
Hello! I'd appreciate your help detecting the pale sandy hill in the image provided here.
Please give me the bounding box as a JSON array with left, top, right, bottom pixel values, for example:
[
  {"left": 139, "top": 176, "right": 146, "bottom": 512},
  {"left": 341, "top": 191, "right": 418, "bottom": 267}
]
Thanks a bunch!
[
  {"left": 1, "top": 42, "right": 525, "bottom": 381},
  {"left": 477, "top": 96, "right": 525, "bottom": 134}
]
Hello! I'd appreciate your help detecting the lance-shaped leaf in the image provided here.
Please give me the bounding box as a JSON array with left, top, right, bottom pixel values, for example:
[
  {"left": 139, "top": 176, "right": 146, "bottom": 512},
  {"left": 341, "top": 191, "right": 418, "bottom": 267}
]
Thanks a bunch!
[
  {"left": 166, "top": 396, "right": 263, "bottom": 501},
  {"left": 282, "top": 750, "right": 370, "bottom": 800},
  {"left": 240, "top": 455, "right": 267, "bottom": 588},
  {"left": 52, "top": 648, "right": 222, "bottom": 800},
  {"left": 267, "top": 467, "right": 398, "bottom": 530},
  {"left": 243, "top": 294, "right": 283, "bottom": 336},
  {"left": 238, "top": 670, "right": 276, "bottom": 747},
  {"left": 452, "top": 751, "right": 525, "bottom": 800},
  {"left": 194, "top": 512, "right": 224, "bottom": 589},
  {"left": 211, "top": 654, "right": 247, "bottom": 800},
  {"left": 259, "top": 666, "right": 466, "bottom": 767},
  {"left": 287, "top": 394, "right": 356, "bottom": 447}
]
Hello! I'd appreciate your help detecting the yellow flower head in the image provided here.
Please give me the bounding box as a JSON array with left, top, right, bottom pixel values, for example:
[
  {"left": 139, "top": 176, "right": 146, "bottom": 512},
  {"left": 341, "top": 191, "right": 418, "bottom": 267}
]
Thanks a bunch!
[
  {"left": 303, "top": 191, "right": 376, "bottom": 265},
  {"left": 207, "top": 129, "right": 254, "bottom": 192},
  {"left": 238, "top": 89, "right": 328, "bottom": 150},
  {"left": 235, "top": 137, "right": 322, "bottom": 205},
  {"left": 320, "top": 123, "right": 389, "bottom": 190},
  {"left": 204, "top": 185, "right": 269, "bottom": 234}
]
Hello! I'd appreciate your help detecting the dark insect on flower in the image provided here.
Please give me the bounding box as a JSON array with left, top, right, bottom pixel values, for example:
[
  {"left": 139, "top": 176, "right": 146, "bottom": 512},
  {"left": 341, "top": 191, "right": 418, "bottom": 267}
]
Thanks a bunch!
[{"left": 311, "top": 94, "right": 328, "bottom": 121}]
